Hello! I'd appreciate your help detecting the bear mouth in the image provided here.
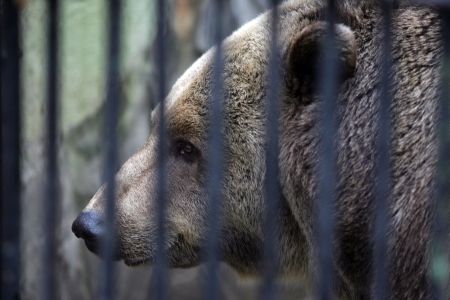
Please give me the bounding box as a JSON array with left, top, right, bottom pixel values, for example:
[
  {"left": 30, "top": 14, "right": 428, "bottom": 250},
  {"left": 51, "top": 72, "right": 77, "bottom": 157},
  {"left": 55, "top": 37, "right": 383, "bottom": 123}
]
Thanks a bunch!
[
  {"left": 121, "top": 234, "right": 201, "bottom": 268},
  {"left": 124, "top": 257, "right": 150, "bottom": 266},
  {"left": 122, "top": 253, "right": 199, "bottom": 268},
  {"left": 83, "top": 239, "right": 122, "bottom": 261}
]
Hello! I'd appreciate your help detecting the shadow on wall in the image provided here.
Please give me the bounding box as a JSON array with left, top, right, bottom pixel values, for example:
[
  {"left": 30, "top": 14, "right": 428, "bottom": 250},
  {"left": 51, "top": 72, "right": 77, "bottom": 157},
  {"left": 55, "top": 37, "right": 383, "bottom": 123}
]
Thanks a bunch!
[{"left": 19, "top": 0, "right": 306, "bottom": 299}]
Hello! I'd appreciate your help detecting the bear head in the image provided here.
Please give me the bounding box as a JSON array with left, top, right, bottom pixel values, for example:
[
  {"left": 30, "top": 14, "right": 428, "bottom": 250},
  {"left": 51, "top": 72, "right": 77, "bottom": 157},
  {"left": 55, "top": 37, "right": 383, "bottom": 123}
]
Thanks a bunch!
[{"left": 72, "top": 3, "right": 357, "bottom": 278}]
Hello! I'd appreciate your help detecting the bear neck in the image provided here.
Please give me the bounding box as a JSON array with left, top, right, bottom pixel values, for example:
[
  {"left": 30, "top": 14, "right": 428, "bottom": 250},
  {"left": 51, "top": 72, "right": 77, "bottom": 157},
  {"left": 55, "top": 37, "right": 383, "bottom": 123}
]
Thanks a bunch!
[{"left": 221, "top": 196, "right": 311, "bottom": 281}]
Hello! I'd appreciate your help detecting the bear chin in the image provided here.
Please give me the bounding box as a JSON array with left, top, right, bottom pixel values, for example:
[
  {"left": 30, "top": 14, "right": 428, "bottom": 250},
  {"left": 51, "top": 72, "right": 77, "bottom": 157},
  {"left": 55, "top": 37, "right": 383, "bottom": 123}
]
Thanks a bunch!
[
  {"left": 122, "top": 241, "right": 202, "bottom": 268},
  {"left": 123, "top": 255, "right": 200, "bottom": 269}
]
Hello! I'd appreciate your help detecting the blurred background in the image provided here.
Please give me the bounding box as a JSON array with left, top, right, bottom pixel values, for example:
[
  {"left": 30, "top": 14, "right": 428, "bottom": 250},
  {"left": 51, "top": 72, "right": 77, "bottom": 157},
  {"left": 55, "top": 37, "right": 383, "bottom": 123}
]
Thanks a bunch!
[{"left": 20, "top": 0, "right": 307, "bottom": 299}]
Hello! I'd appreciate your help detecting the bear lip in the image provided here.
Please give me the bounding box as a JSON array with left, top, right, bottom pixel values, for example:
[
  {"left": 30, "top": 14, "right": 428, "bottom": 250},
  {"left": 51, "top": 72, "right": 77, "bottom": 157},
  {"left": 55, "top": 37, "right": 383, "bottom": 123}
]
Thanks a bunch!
[{"left": 124, "top": 257, "right": 151, "bottom": 266}]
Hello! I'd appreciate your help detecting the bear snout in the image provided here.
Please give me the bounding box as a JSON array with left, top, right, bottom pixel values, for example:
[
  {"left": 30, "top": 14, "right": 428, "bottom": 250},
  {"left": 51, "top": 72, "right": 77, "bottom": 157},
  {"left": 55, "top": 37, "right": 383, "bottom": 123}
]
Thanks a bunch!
[{"left": 72, "top": 211, "right": 105, "bottom": 255}]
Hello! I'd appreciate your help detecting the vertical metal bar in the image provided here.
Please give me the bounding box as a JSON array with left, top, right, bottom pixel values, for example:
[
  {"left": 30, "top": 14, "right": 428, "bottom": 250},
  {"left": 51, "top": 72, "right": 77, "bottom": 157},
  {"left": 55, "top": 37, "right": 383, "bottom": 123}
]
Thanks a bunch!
[
  {"left": 152, "top": 0, "right": 168, "bottom": 299},
  {"left": 316, "top": 0, "right": 338, "bottom": 299},
  {"left": 204, "top": 0, "right": 225, "bottom": 299},
  {"left": 101, "top": 0, "right": 121, "bottom": 299},
  {"left": 260, "top": 1, "right": 281, "bottom": 300},
  {"left": 373, "top": 1, "right": 393, "bottom": 299},
  {"left": 431, "top": 8, "right": 450, "bottom": 300},
  {"left": 43, "top": 0, "right": 60, "bottom": 299},
  {"left": 0, "top": 1, "right": 21, "bottom": 299}
]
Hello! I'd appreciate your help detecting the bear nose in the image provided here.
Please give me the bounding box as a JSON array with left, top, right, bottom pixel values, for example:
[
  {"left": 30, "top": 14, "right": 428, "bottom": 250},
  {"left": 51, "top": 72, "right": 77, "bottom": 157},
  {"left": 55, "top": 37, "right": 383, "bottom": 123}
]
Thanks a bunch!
[{"left": 72, "top": 211, "right": 104, "bottom": 251}]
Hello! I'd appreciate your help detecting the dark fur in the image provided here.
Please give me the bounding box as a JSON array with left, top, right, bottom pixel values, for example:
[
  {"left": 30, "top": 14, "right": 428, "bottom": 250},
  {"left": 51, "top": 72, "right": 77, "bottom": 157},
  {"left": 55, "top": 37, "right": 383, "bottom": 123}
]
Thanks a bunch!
[{"left": 280, "top": 3, "right": 441, "bottom": 298}]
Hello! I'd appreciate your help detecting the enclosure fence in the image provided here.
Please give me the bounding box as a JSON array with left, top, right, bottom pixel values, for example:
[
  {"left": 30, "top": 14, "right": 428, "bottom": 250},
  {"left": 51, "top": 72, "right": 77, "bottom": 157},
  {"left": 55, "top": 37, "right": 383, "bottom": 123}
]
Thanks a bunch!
[{"left": 1, "top": 0, "right": 450, "bottom": 300}]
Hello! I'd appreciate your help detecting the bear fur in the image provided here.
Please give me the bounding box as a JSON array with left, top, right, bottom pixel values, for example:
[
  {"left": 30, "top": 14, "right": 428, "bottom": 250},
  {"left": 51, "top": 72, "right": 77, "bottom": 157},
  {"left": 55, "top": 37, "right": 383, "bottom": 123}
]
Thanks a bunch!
[{"left": 73, "top": 0, "right": 444, "bottom": 298}]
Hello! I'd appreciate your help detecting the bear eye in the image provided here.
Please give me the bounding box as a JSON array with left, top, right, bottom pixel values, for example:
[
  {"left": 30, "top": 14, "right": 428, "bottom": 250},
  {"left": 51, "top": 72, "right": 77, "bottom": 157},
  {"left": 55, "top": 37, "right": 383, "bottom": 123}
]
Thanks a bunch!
[{"left": 174, "top": 140, "right": 199, "bottom": 163}]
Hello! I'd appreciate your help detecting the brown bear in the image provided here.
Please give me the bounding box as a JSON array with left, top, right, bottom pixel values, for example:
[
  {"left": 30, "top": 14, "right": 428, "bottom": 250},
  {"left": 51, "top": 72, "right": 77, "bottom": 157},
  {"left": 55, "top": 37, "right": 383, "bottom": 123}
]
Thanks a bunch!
[{"left": 72, "top": 0, "right": 444, "bottom": 298}]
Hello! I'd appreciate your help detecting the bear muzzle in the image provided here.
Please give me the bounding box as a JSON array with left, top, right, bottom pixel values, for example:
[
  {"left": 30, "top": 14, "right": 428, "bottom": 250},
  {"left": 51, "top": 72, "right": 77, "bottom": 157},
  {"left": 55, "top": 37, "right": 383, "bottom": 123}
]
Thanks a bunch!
[{"left": 72, "top": 211, "right": 121, "bottom": 260}]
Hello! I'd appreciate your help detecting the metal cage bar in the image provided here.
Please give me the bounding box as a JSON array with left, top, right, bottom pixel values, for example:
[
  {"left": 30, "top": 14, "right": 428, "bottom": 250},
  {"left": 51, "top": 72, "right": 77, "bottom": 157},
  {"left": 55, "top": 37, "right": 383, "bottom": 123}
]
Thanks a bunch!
[
  {"left": 0, "top": 1, "right": 21, "bottom": 300},
  {"left": 316, "top": 0, "right": 339, "bottom": 298},
  {"left": 43, "top": 0, "right": 60, "bottom": 299},
  {"left": 2, "top": 0, "right": 450, "bottom": 299},
  {"left": 373, "top": 0, "right": 393, "bottom": 299},
  {"left": 152, "top": 0, "right": 169, "bottom": 299},
  {"left": 261, "top": 1, "right": 281, "bottom": 300},
  {"left": 100, "top": 0, "right": 121, "bottom": 299},
  {"left": 204, "top": 0, "right": 226, "bottom": 299}
]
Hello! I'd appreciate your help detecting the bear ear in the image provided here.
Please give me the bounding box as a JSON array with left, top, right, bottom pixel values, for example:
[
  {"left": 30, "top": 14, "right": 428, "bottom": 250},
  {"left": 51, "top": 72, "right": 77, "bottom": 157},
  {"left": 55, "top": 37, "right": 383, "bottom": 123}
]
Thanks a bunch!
[{"left": 286, "top": 22, "right": 357, "bottom": 98}]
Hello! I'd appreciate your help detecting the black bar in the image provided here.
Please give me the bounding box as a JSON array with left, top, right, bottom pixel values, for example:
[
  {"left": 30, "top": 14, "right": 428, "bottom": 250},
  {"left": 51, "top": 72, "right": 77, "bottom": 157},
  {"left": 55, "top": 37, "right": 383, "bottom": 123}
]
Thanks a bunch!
[
  {"left": 316, "top": 0, "right": 338, "bottom": 299},
  {"left": 151, "top": 0, "right": 168, "bottom": 299},
  {"left": 43, "top": 0, "right": 60, "bottom": 300},
  {"left": 100, "top": 0, "right": 121, "bottom": 299},
  {"left": 431, "top": 9, "right": 450, "bottom": 300},
  {"left": 373, "top": 1, "right": 393, "bottom": 299},
  {"left": 204, "top": 0, "right": 225, "bottom": 299},
  {"left": 0, "top": 1, "right": 21, "bottom": 299},
  {"left": 260, "top": 1, "right": 281, "bottom": 300}
]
